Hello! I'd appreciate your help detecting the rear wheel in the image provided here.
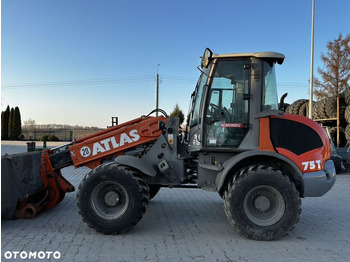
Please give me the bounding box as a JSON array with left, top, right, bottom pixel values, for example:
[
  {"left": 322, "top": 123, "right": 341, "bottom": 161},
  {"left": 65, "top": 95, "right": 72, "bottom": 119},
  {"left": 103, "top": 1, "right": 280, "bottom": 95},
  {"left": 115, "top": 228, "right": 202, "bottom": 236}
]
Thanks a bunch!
[
  {"left": 223, "top": 165, "right": 301, "bottom": 241},
  {"left": 77, "top": 163, "right": 149, "bottom": 234}
]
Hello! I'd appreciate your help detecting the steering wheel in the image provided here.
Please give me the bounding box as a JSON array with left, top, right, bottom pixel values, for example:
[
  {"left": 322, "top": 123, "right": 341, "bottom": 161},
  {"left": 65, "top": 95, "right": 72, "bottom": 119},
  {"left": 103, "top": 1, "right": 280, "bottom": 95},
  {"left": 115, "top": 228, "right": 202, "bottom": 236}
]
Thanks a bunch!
[
  {"left": 210, "top": 103, "right": 220, "bottom": 109},
  {"left": 208, "top": 103, "right": 222, "bottom": 121},
  {"left": 209, "top": 103, "right": 220, "bottom": 112}
]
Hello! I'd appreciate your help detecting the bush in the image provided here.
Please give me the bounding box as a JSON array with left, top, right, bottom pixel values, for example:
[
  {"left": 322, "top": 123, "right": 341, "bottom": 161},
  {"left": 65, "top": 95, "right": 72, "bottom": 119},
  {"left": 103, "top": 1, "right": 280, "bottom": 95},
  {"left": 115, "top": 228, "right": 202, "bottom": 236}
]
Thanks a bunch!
[
  {"left": 48, "top": 135, "right": 59, "bottom": 141},
  {"left": 40, "top": 134, "right": 59, "bottom": 141},
  {"left": 40, "top": 135, "right": 49, "bottom": 141}
]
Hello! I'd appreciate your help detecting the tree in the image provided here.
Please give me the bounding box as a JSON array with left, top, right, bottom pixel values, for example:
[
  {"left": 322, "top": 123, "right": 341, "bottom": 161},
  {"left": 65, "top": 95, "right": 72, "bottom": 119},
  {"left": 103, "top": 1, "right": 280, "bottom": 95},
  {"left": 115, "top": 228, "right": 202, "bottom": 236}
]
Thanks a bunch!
[
  {"left": 313, "top": 33, "right": 350, "bottom": 100},
  {"left": 1, "top": 105, "right": 10, "bottom": 140},
  {"left": 14, "top": 107, "right": 22, "bottom": 139},
  {"left": 2, "top": 106, "right": 22, "bottom": 140},
  {"left": 170, "top": 104, "right": 185, "bottom": 126},
  {"left": 8, "top": 107, "right": 16, "bottom": 140},
  {"left": 24, "top": 119, "right": 36, "bottom": 140}
]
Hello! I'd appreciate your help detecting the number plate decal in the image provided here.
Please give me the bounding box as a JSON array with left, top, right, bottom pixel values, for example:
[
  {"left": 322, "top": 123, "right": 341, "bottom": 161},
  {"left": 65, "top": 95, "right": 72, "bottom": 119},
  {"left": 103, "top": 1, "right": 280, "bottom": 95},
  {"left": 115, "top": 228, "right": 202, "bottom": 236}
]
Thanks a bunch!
[
  {"left": 301, "top": 160, "right": 322, "bottom": 171},
  {"left": 80, "top": 146, "right": 91, "bottom": 158}
]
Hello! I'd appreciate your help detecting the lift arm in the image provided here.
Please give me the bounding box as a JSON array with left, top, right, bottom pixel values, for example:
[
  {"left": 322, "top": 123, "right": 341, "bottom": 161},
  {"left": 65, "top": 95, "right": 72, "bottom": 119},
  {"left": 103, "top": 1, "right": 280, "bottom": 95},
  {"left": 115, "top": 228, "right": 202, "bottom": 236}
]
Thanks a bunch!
[{"left": 2, "top": 115, "right": 167, "bottom": 219}]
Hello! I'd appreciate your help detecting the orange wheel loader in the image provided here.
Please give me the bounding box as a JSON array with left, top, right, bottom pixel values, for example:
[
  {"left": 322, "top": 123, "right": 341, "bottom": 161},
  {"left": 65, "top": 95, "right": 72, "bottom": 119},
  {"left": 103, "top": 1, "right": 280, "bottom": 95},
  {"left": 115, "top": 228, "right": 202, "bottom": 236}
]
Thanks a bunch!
[{"left": 1, "top": 48, "right": 336, "bottom": 240}]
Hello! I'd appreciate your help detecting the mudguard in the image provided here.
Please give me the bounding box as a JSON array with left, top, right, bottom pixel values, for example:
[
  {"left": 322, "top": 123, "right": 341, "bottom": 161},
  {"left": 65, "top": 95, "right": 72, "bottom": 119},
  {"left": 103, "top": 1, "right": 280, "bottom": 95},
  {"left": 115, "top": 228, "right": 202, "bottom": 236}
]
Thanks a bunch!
[
  {"left": 114, "top": 155, "right": 157, "bottom": 177},
  {"left": 215, "top": 150, "right": 303, "bottom": 193}
]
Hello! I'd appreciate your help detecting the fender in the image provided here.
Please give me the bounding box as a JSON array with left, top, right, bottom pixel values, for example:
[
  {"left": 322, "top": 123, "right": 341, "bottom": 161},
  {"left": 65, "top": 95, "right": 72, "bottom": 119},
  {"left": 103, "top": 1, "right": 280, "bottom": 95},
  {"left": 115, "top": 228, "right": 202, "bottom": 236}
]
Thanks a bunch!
[
  {"left": 114, "top": 155, "right": 157, "bottom": 177},
  {"left": 215, "top": 150, "right": 303, "bottom": 193}
]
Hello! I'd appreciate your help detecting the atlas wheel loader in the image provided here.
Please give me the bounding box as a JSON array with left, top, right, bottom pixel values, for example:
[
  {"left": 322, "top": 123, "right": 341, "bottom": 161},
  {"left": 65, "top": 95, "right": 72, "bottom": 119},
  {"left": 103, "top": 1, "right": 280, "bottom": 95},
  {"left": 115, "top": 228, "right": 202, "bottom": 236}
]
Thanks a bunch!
[{"left": 1, "top": 48, "right": 336, "bottom": 240}]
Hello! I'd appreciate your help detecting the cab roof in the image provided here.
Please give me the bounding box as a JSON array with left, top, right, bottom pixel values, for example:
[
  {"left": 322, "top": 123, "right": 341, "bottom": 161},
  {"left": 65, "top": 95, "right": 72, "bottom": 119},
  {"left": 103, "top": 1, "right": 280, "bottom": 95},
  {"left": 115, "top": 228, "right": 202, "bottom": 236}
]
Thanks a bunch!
[{"left": 212, "top": 51, "right": 285, "bottom": 65}]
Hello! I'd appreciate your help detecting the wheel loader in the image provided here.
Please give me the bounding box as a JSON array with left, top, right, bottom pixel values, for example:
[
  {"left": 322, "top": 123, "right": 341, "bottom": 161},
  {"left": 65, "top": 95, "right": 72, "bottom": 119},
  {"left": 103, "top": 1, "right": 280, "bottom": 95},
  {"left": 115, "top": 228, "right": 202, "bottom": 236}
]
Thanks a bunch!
[{"left": 1, "top": 48, "right": 336, "bottom": 240}]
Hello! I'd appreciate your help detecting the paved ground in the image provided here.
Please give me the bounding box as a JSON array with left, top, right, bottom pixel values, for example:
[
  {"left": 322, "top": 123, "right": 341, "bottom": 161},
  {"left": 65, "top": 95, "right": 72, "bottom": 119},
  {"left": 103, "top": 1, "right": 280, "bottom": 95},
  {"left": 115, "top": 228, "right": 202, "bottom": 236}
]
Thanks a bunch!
[{"left": 1, "top": 142, "right": 350, "bottom": 261}]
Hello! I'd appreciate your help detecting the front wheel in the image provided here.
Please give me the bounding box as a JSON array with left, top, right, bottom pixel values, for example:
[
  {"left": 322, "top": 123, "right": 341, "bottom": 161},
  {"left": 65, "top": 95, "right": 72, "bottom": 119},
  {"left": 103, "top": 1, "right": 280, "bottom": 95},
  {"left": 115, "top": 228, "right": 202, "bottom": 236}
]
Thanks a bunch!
[
  {"left": 77, "top": 163, "right": 149, "bottom": 234},
  {"left": 224, "top": 165, "right": 301, "bottom": 241}
]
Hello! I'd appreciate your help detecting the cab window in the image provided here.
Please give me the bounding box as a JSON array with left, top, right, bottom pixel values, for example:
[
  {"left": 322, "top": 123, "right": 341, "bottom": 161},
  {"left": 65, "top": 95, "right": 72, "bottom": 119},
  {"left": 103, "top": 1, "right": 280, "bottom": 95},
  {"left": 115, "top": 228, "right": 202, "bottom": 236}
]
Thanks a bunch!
[
  {"left": 190, "top": 73, "right": 208, "bottom": 128},
  {"left": 262, "top": 61, "right": 278, "bottom": 110}
]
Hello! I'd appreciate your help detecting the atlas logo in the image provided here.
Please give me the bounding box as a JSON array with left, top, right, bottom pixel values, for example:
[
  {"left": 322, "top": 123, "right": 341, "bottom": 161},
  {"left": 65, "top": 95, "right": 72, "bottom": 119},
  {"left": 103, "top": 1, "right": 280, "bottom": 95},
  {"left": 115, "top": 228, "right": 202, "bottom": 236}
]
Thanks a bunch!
[{"left": 80, "top": 129, "right": 140, "bottom": 158}]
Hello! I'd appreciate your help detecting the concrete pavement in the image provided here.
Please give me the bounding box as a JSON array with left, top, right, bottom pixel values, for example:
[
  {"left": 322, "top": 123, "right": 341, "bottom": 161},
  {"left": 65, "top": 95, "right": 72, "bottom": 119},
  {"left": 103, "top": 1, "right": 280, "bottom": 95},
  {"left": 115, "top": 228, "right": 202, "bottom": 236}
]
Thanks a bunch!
[{"left": 1, "top": 142, "right": 350, "bottom": 261}]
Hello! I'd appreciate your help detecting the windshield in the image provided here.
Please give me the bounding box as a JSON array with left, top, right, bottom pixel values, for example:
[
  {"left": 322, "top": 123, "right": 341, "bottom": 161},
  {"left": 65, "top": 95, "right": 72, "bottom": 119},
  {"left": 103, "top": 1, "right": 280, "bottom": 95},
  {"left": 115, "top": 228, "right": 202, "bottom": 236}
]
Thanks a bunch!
[{"left": 262, "top": 61, "right": 278, "bottom": 110}]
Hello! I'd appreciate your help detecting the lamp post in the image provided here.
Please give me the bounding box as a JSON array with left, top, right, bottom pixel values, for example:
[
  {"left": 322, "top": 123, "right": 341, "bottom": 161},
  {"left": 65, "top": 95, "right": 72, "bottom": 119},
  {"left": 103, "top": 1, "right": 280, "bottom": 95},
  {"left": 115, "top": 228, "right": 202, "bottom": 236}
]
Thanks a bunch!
[
  {"left": 308, "top": 0, "right": 315, "bottom": 119},
  {"left": 156, "top": 64, "right": 160, "bottom": 116}
]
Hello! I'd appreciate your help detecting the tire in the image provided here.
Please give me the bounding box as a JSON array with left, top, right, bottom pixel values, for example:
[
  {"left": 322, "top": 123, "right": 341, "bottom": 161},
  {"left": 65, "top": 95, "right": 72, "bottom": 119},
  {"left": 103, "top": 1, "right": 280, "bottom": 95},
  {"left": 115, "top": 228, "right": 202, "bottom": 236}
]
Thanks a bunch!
[
  {"left": 292, "top": 99, "right": 307, "bottom": 115},
  {"left": 77, "top": 163, "right": 149, "bottom": 234},
  {"left": 345, "top": 106, "right": 350, "bottom": 123},
  {"left": 288, "top": 99, "right": 307, "bottom": 115},
  {"left": 300, "top": 101, "right": 315, "bottom": 118},
  {"left": 325, "top": 97, "right": 337, "bottom": 118},
  {"left": 298, "top": 101, "right": 309, "bottom": 117},
  {"left": 313, "top": 99, "right": 327, "bottom": 119},
  {"left": 312, "top": 101, "right": 322, "bottom": 120},
  {"left": 149, "top": 185, "right": 161, "bottom": 200},
  {"left": 223, "top": 165, "right": 301, "bottom": 241},
  {"left": 285, "top": 104, "right": 292, "bottom": 114},
  {"left": 344, "top": 88, "right": 350, "bottom": 105},
  {"left": 319, "top": 98, "right": 328, "bottom": 119},
  {"left": 345, "top": 124, "right": 350, "bottom": 143},
  {"left": 325, "top": 96, "right": 346, "bottom": 119}
]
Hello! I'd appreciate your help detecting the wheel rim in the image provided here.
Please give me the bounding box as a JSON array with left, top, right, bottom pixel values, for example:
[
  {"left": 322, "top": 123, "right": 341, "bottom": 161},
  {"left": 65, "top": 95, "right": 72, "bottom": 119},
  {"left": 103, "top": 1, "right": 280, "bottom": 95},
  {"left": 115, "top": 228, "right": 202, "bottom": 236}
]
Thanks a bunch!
[
  {"left": 91, "top": 181, "right": 129, "bottom": 220},
  {"left": 243, "top": 185, "right": 285, "bottom": 226}
]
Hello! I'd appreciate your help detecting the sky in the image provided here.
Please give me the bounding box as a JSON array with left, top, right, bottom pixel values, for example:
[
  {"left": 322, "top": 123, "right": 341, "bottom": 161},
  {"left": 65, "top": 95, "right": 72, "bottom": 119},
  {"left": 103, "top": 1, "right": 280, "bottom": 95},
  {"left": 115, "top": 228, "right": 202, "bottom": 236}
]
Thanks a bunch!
[{"left": 1, "top": 0, "right": 350, "bottom": 128}]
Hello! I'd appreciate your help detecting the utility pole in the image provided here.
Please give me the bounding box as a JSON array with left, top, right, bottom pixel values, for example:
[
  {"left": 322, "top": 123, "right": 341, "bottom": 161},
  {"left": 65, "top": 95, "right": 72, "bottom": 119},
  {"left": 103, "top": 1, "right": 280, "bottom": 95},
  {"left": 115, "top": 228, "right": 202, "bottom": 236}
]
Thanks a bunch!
[
  {"left": 308, "top": 0, "right": 315, "bottom": 119},
  {"left": 156, "top": 64, "right": 160, "bottom": 116}
]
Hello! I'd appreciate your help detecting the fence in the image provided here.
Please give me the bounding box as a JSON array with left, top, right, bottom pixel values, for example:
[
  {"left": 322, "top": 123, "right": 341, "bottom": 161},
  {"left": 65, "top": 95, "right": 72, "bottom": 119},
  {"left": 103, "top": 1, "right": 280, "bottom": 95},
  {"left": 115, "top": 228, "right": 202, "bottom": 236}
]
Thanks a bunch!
[{"left": 21, "top": 128, "right": 104, "bottom": 141}]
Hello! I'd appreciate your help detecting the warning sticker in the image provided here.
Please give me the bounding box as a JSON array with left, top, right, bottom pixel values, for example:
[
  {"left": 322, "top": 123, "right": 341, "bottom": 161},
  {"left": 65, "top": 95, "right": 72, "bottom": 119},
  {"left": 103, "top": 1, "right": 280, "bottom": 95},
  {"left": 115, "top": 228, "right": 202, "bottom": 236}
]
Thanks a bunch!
[
  {"left": 193, "top": 134, "right": 201, "bottom": 146},
  {"left": 209, "top": 138, "right": 217, "bottom": 144},
  {"left": 168, "top": 134, "right": 174, "bottom": 144}
]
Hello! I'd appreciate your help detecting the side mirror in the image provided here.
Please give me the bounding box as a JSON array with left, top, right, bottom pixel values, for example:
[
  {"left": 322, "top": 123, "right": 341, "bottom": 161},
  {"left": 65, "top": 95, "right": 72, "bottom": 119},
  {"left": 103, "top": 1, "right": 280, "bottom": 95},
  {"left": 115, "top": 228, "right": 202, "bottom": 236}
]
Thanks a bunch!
[{"left": 201, "top": 48, "right": 213, "bottom": 68}]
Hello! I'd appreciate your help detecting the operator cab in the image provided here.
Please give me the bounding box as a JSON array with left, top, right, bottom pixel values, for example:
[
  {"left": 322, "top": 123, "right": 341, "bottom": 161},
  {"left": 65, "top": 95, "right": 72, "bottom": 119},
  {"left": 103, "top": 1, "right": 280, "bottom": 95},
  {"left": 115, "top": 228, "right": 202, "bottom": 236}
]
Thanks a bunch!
[{"left": 188, "top": 48, "right": 285, "bottom": 152}]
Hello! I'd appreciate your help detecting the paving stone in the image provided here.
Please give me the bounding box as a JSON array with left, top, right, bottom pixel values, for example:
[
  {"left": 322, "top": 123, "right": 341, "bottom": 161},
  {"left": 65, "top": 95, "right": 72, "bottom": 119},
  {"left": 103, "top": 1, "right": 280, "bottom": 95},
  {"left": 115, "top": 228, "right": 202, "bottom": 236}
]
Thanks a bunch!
[{"left": 2, "top": 143, "right": 350, "bottom": 261}]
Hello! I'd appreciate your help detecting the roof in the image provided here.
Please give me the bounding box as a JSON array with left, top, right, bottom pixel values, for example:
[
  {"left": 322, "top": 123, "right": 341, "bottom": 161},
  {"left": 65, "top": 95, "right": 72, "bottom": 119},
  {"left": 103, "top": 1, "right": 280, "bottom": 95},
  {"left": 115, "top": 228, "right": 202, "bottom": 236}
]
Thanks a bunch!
[{"left": 212, "top": 51, "right": 285, "bottom": 64}]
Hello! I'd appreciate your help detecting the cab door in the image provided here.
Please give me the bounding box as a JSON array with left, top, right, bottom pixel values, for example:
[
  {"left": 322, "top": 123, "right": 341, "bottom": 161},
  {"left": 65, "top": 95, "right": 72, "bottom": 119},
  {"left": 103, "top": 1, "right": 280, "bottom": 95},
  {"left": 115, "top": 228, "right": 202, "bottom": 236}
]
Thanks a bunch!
[{"left": 204, "top": 59, "right": 251, "bottom": 148}]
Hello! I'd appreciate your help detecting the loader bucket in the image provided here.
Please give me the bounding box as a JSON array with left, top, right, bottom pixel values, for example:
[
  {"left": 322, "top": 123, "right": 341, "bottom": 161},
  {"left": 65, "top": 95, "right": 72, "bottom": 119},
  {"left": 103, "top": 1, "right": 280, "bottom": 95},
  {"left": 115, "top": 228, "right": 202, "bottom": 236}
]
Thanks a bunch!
[
  {"left": 1, "top": 150, "right": 74, "bottom": 219},
  {"left": 1, "top": 152, "right": 43, "bottom": 219}
]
